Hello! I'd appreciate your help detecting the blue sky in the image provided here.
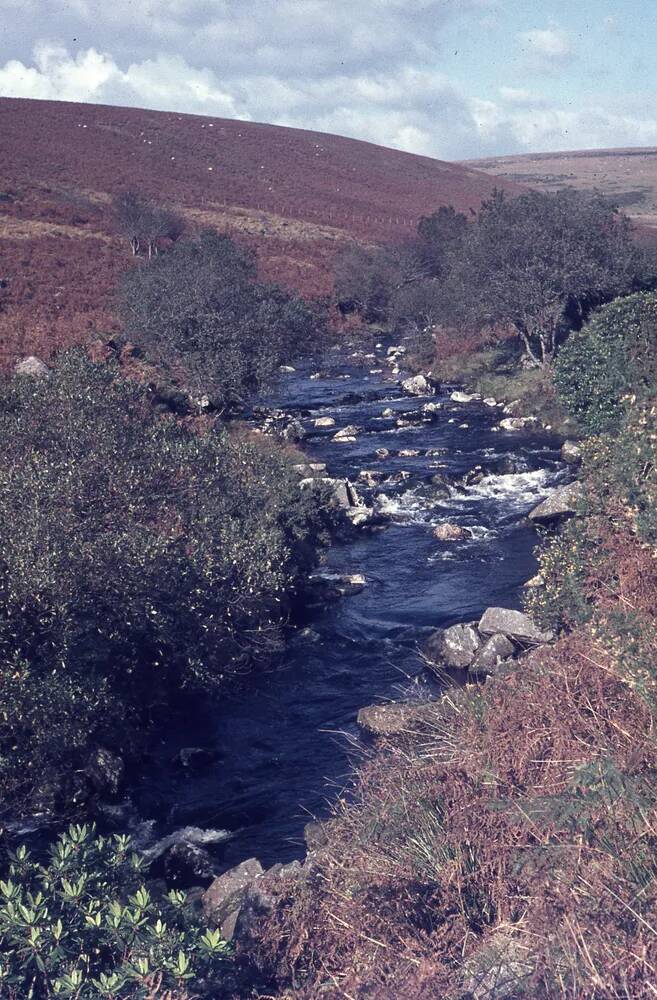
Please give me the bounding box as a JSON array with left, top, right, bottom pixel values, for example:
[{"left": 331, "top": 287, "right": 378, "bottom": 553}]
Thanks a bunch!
[{"left": 0, "top": 0, "right": 655, "bottom": 159}]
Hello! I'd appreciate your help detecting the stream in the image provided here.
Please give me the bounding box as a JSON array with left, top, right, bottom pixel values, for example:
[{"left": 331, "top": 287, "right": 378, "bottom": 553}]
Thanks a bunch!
[{"left": 132, "top": 343, "right": 566, "bottom": 872}]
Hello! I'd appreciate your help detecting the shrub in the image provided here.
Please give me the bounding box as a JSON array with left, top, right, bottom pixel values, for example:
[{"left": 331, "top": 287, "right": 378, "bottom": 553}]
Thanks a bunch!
[
  {"left": 119, "top": 229, "right": 325, "bottom": 407},
  {"left": 555, "top": 291, "right": 657, "bottom": 433},
  {"left": 0, "top": 823, "right": 230, "bottom": 998},
  {"left": 0, "top": 351, "right": 329, "bottom": 805}
]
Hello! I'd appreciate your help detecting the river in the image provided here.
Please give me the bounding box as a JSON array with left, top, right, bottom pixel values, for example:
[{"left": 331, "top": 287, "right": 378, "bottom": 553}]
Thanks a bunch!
[{"left": 132, "top": 343, "right": 566, "bottom": 872}]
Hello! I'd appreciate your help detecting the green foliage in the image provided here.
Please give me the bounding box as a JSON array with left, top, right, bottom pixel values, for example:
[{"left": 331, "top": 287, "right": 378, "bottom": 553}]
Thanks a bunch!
[
  {"left": 0, "top": 824, "right": 230, "bottom": 999},
  {"left": 0, "top": 351, "right": 329, "bottom": 804},
  {"left": 119, "top": 229, "right": 324, "bottom": 406},
  {"left": 555, "top": 291, "right": 657, "bottom": 433}
]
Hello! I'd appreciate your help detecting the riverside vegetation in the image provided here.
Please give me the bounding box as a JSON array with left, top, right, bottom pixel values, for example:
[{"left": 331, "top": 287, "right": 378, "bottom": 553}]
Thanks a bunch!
[
  {"left": 2, "top": 185, "right": 657, "bottom": 997},
  {"left": 0, "top": 228, "right": 334, "bottom": 997}
]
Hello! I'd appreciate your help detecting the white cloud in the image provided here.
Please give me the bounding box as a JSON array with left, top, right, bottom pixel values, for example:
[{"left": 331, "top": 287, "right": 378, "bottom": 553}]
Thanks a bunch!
[
  {"left": 0, "top": 44, "right": 245, "bottom": 118},
  {"left": 517, "top": 26, "right": 574, "bottom": 74}
]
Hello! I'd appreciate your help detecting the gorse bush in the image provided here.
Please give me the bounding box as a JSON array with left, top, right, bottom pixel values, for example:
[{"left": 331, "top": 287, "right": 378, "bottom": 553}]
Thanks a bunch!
[
  {"left": 119, "top": 229, "right": 325, "bottom": 408},
  {"left": 555, "top": 291, "right": 657, "bottom": 433},
  {"left": 0, "top": 824, "right": 230, "bottom": 998},
  {"left": 0, "top": 351, "right": 329, "bottom": 806}
]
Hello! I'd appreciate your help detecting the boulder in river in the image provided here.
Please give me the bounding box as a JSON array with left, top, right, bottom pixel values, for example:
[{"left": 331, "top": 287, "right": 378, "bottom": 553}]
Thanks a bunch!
[
  {"left": 450, "top": 390, "right": 480, "bottom": 403},
  {"left": 499, "top": 416, "right": 537, "bottom": 431},
  {"left": 561, "top": 440, "right": 582, "bottom": 465},
  {"left": 314, "top": 415, "right": 336, "bottom": 428},
  {"left": 375, "top": 448, "right": 390, "bottom": 460},
  {"left": 424, "top": 623, "right": 481, "bottom": 670},
  {"left": 174, "top": 747, "right": 215, "bottom": 770},
  {"left": 279, "top": 364, "right": 296, "bottom": 373},
  {"left": 469, "top": 634, "right": 516, "bottom": 676},
  {"left": 478, "top": 607, "right": 553, "bottom": 645},
  {"left": 401, "top": 374, "right": 435, "bottom": 397},
  {"left": 528, "top": 481, "right": 582, "bottom": 524},
  {"left": 164, "top": 840, "right": 218, "bottom": 884},
  {"left": 333, "top": 424, "right": 362, "bottom": 441},
  {"left": 433, "top": 523, "right": 472, "bottom": 541}
]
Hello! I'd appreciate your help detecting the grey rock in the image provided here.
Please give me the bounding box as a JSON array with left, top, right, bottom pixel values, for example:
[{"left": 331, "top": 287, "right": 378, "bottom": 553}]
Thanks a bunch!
[
  {"left": 478, "top": 607, "right": 553, "bottom": 645},
  {"left": 469, "top": 634, "right": 516, "bottom": 676},
  {"left": 14, "top": 356, "right": 49, "bottom": 378},
  {"left": 164, "top": 841, "right": 217, "bottom": 883},
  {"left": 561, "top": 440, "right": 582, "bottom": 465},
  {"left": 450, "top": 390, "right": 480, "bottom": 403},
  {"left": 86, "top": 748, "right": 124, "bottom": 797},
  {"left": 433, "top": 523, "right": 472, "bottom": 541},
  {"left": 401, "top": 374, "right": 434, "bottom": 396},
  {"left": 202, "top": 858, "right": 264, "bottom": 940},
  {"left": 281, "top": 418, "right": 305, "bottom": 443},
  {"left": 333, "top": 424, "right": 362, "bottom": 441},
  {"left": 528, "top": 481, "right": 583, "bottom": 524},
  {"left": 314, "top": 415, "right": 336, "bottom": 428},
  {"left": 499, "top": 416, "right": 537, "bottom": 431},
  {"left": 424, "top": 623, "right": 481, "bottom": 670}
]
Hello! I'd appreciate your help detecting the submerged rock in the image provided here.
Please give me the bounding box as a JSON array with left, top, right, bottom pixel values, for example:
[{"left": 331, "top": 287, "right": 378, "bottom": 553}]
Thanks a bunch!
[
  {"left": 314, "top": 415, "right": 336, "bottom": 428},
  {"left": 433, "top": 523, "right": 472, "bottom": 541},
  {"left": 478, "top": 607, "right": 553, "bottom": 645},
  {"left": 164, "top": 841, "right": 217, "bottom": 884},
  {"left": 86, "top": 748, "right": 124, "bottom": 797}
]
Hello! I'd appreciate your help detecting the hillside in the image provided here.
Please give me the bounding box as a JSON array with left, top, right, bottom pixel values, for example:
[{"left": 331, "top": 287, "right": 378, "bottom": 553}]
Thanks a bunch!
[
  {"left": 0, "top": 97, "right": 519, "bottom": 367},
  {"left": 463, "top": 147, "right": 657, "bottom": 240}
]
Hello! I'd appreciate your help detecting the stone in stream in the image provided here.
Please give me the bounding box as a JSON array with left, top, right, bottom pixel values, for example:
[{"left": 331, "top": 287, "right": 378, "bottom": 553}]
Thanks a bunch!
[
  {"left": 528, "top": 481, "right": 582, "bottom": 524},
  {"left": 499, "top": 416, "right": 537, "bottom": 432},
  {"left": 165, "top": 841, "right": 218, "bottom": 884},
  {"left": 450, "top": 390, "right": 481, "bottom": 403},
  {"left": 381, "top": 407, "right": 395, "bottom": 418},
  {"left": 433, "top": 523, "right": 472, "bottom": 541},
  {"left": 561, "top": 440, "right": 582, "bottom": 465},
  {"left": 468, "top": 634, "right": 516, "bottom": 677},
  {"left": 332, "top": 424, "right": 362, "bottom": 441},
  {"left": 398, "top": 448, "right": 420, "bottom": 457},
  {"left": 374, "top": 448, "right": 390, "bottom": 460},
  {"left": 314, "top": 415, "right": 336, "bottom": 428},
  {"left": 478, "top": 607, "right": 553, "bottom": 645},
  {"left": 359, "top": 469, "right": 385, "bottom": 487},
  {"left": 424, "top": 623, "right": 481, "bottom": 670},
  {"left": 401, "top": 374, "right": 435, "bottom": 396},
  {"left": 278, "top": 364, "right": 296, "bottom": 373},
  {"left": 308, "top": 572, "right": 366, "bottom": 599},
  {"left": 174, "top": 747, "right": 215, "bottom": 770}
]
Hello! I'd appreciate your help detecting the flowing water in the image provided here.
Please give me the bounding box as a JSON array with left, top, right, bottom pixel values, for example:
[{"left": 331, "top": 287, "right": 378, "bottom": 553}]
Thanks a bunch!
[{"left": 133, "top": 345, "right": 566, "bottom": 871}]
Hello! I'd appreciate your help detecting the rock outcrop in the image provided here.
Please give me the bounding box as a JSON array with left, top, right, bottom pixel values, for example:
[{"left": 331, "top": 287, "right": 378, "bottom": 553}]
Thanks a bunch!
[
  {"left": 478, "top": 607, "right": 553, "bottom": 645},
  {"left": 528, "top": 481, "right": 582, "bottom": 524}
]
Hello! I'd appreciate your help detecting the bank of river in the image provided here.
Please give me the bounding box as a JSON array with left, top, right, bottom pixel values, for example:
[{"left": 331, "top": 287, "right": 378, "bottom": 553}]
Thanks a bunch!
[{"left": 133, "top": 343, "right": 566, "bottom": 871}]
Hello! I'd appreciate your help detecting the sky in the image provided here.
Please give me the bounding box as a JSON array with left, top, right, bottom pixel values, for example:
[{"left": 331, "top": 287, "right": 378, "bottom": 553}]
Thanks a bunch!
[{"left": 0, "top": 0, "right": 656, "bottom": 161}]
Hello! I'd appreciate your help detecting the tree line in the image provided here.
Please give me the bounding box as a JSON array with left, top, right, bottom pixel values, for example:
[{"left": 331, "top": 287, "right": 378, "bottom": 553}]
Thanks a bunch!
[{"left": 335, "top": 189, "right": 656, "bottom": 365}]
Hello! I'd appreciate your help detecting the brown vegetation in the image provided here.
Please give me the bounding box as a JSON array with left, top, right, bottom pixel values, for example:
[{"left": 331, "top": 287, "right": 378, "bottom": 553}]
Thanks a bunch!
[{"left": 0, "top": 96, "right": 520, "bottom": 368}]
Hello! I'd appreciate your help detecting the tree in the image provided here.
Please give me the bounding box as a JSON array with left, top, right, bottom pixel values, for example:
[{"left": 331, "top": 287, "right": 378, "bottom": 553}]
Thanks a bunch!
[
  {"left": 415, "top": 205, "right": 468, "bottom": 279},
  {"left": 451, "top": 189, "right": 651, "bottom": 364},
  {"left": 119, "top": 229, "right": 324, "bottom": 406},
  {"left": 112, "top": 191, "right": 185, "bottom": 257}
]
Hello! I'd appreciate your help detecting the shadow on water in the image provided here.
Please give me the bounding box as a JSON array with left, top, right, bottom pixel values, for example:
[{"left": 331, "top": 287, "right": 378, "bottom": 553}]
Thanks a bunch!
[{"left": 133, "top": 347, "right": 564, "bottom": 869}]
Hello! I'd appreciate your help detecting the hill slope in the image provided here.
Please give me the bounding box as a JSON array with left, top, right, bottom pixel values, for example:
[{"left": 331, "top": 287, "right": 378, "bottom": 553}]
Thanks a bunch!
[
  {"left": 463, "top": 147, "right": 657, "bottom": 239},
  {"left": 0, "top": 97, "right": 519, "bottom": 365}
]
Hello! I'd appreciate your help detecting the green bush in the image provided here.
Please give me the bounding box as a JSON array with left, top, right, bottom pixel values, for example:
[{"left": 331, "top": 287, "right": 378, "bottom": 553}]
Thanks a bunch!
[
  {"left": 0, "top": 824, "right": 230, "bottom": 998},
  {"left": 0, "top": 351, "right": 329, "bottom": 805},
  {"left": 555, "top": 291, "right": 657, "bottom": 433},
  {"left": 119, "top": 229, "right": 325, "bottom": 407}
]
